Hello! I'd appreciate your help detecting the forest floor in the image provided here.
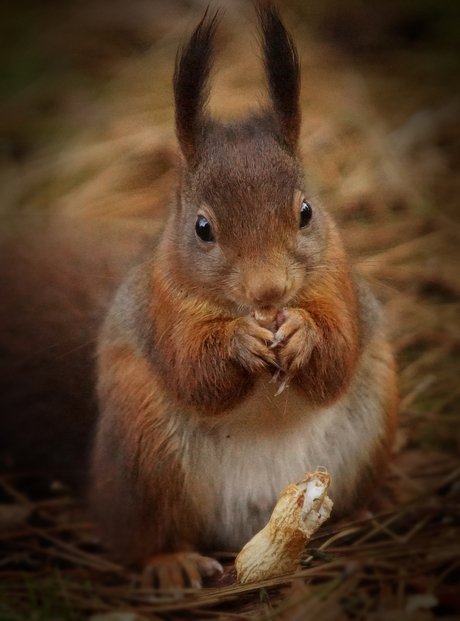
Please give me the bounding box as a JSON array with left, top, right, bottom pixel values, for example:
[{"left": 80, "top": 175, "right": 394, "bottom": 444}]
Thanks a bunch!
[{"left": 0, "top": 0, "right": 459, "bottom": 619}]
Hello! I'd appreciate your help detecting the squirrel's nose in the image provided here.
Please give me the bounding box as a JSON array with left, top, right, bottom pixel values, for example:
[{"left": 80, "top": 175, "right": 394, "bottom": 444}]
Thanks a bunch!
[{"left": 247, "top": 275, "right": 287, "bottom": 307}]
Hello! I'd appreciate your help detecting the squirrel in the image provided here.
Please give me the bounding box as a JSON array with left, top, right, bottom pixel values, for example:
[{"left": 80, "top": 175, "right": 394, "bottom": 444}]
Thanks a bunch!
[{"left": 0, "top": 2, "right": 398, "bottom": 587}]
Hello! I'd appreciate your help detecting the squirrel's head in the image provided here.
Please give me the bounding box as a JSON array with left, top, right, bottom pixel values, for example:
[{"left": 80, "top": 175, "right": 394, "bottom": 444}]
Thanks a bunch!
[{"left": 165, "top": 1, "right": 330, "bottom": 314}]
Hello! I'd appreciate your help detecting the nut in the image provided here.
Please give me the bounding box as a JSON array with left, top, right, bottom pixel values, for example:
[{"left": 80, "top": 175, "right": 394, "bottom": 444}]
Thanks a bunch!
[
  {"left": 235, "top": 468, "right": 333, "bottom": 583},
  {"left": 253, "top": 307, "right": 279, "bottom": 327}
]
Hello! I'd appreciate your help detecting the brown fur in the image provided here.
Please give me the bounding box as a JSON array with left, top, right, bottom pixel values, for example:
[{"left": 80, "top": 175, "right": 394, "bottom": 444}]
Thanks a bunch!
[{"left": 0, "top": 216, "right": 155, "bottom": 482}]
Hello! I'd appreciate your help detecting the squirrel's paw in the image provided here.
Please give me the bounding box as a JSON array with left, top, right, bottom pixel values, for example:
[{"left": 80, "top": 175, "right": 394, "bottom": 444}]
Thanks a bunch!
[
  {"left": 229, "top": 316, "right": 278, "bottom": 373},
  {"left": 140, "top": 551, "right": 223, "bottom": 590},
  {"left": 272, "top": 309, "right": 319, "bottom": 373}
]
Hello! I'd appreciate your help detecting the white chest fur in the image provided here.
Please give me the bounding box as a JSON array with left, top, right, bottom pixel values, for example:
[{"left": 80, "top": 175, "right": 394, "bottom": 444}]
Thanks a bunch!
[{"left": 175, "top": 361, "right": 387, "bottom": 551}]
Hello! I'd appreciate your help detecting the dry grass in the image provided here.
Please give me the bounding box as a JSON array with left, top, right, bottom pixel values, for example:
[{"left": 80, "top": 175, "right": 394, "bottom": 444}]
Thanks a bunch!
[{"left": 0, "top": 0, "right": 459, "bottom": 618}]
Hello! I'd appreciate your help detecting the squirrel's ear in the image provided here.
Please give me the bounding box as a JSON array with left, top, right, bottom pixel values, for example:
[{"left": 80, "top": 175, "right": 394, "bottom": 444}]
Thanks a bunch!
[
  {"left": 173, "top": 9, "right": 220, "bottom": 166},
  {"left": 256, "top": 1, "right": 301, "bottom": 152}
]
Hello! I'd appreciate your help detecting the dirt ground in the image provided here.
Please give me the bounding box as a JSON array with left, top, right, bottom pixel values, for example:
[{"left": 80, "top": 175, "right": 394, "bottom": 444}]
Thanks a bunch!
[{"left": 0, "top": 0, "right": 459, "bottom": 619}]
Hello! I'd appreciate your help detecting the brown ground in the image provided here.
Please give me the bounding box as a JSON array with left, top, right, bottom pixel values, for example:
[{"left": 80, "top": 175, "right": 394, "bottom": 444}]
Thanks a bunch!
[{"left": 0, "top": 0, "right": 459, "bottom": 619}]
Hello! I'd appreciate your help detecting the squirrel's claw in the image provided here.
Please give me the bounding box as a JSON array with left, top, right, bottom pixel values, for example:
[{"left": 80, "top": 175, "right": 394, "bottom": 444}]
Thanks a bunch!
[
  {"left": 140, "top": 552, "right": 223, "bottom": 591},
  {"left": 274, "top": 376, "right": 290, "bottom": 396}
]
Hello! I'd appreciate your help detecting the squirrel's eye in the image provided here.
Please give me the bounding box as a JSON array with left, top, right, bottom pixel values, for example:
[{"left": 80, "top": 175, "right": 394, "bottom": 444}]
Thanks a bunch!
[
  {"left": 300, "top": 199, "right": 312, "bottom": 228},
  {"left": 195, "top": 215, "right": 215, "bottom": 242}
]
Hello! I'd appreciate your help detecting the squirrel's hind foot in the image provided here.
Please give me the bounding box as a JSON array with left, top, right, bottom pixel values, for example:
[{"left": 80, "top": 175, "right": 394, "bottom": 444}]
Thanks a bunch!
[{"left": 139, "top": 551, "right": 223, "bottom": 591}]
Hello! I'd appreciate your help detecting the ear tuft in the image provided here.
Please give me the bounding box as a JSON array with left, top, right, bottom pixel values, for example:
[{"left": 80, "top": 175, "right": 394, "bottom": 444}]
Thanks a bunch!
[
  {"left": 256, "top": 1, "right": 301, "bottom": 151},
  {"left": 173, "top": 8, "right": 221, "bottom": 165}
]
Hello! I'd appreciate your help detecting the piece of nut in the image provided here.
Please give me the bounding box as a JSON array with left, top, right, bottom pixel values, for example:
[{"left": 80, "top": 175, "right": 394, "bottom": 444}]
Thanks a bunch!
[
  {"left": 254, "top": 307, "right": 279, "bottom": 327},
  {"left": 235, "top": 468, "right": 333, "bottom": 583}
]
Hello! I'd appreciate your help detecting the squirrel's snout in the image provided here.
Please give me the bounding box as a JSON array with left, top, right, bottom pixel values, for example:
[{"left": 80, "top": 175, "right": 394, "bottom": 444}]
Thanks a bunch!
[{"left": 246, "top": 275, "right": 287, "bottom": 308}]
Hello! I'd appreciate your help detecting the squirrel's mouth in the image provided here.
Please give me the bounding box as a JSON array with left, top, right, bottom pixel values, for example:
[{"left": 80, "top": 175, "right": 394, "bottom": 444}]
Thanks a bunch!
[
  {"left": 224, "top": 270, "right": 302, "bottom": 316},
  {"left": 228, "top": 288, "right": 294, "bottom": 317}
]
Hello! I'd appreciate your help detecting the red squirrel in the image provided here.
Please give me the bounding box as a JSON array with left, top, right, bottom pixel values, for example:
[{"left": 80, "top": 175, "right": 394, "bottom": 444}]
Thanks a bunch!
[{"left": 0, "top": 2, "right": 397, "bottom": 586}]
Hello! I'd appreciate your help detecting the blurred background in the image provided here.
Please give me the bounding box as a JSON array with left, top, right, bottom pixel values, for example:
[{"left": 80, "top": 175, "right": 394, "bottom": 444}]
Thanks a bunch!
[{"left": 0, "top": 0, "right": 459, "bottom": 617}]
